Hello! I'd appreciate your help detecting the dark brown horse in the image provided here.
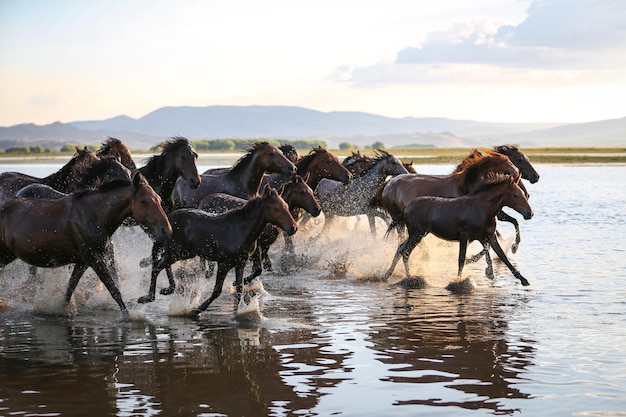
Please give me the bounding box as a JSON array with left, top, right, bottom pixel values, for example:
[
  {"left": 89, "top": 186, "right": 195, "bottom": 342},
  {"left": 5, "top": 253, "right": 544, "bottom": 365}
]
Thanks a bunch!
[
  {"left": 383, "top": 174, "right": 533, "bottom": 285},
  {"left": 0, "top": 173, "right": 172, "bottom": 317},
  {"left": 0, "top": 147, "right": 99, "bottom": 202},
  {"left": 381, "top": 150, "right": 521, "bottom": 236},
  {"left": 137, "top": 136, "right": 201, "bottom": 213},
  {"left": 173, "top": 141, "right": 296, "bottom": 208},
  {"left": 96, "top": 137, "right": 137, "bottom": 170},
  {"left": 138, "top": 185, "right": 297, "bottom": 315},
  {"left": 198, "top": 174, "right": 321, "bottom": 279}
]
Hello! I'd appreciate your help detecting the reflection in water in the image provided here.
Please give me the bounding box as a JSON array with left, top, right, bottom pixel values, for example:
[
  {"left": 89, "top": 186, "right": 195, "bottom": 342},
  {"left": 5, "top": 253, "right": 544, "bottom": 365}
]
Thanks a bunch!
[{"left": 0, "top": 271, "right": 536, "bottom": 416}]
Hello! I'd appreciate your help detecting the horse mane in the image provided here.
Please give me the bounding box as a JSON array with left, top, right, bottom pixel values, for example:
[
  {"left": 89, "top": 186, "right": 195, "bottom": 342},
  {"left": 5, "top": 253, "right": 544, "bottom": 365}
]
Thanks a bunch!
[
  {"left": 457, "top": 151, "right": 518, "bottom": 194},
  {"left": 469, "top": 172, "right": 516, "bottom": 194},
  {"left": 74, "top": 156, "right": 130, "bottom": 190},
  {"left": 296, "top": 146, "right": 327, "bottom": 172},
  {"left": 359, "top": 149, "right": 391, "bottom": 175},
  {"left": 230, "top": 141, "right": 272, "bottom": 173},
  {"left": 142, "top": 136, "right": 191, "bottom": 171},
  {"left": 96, "top": 137, "right": 123, "bottom": 157},
  {"left": 72, "top": 177, "right": 132, "bottom": 199}
]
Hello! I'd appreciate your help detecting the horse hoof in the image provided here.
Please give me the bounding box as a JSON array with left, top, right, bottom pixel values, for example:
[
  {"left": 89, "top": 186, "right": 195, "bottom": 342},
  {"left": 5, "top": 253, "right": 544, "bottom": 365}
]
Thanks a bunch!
[
  {"left": 137, "top": 295, "right": 154, "bottom": 304},
  {"left": 160, "top": 287, "right": 174, "bottom": 296},
  {"left": 188, "top": 308, "right": 202, "bottom": 317},
  {"left": 520, "top": 278, "right": 530, "bottom": 286},
  {"left": 139, "top": 258, "right": 151, "bottom": 268},
  {"left": 511, "top": 244, "right": 519, "bottom": 253}
]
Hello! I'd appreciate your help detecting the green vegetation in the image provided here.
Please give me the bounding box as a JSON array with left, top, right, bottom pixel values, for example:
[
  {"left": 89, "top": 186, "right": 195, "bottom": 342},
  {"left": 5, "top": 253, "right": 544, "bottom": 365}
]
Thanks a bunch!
[{"left": 1, "top": 143, "right": 626, "bottom": 164}]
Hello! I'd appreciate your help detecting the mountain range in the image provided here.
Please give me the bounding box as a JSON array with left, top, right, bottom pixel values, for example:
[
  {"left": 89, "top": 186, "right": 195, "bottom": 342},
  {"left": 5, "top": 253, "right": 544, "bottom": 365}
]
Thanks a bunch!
[{"left": 1, "top": 105, "right": 624, "bottom": 150}]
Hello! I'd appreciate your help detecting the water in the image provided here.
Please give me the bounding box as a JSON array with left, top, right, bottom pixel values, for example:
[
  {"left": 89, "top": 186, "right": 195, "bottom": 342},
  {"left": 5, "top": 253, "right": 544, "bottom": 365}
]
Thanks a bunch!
[{"left": 1, "top": 160, "right": 626, "bottom": 416}]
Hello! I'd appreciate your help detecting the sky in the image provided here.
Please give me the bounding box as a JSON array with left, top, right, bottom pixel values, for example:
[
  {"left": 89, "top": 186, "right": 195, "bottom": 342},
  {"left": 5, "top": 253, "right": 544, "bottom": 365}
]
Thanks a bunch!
[{"left": 1, "top": 0, "right": 625, "bottom": 127}]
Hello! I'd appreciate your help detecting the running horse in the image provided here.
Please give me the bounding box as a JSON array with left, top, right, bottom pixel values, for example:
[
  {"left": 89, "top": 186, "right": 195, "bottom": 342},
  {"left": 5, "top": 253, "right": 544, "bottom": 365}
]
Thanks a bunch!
[
  {"left": 138, "top": 185, "right": 297, "bottom": 315},
  {"left": 0, "top": 147, "right": 99, "bottom": 202},
  {"left": 0, "top": 173, "right": 172, "bottom": 318},
  {"left": 382, "top": 173, "right": 533, "bottom": 286},
  {"left": 380, "top": 150, "right": 521, "bottom": 237},
  {"left": 172, "top": 141, "right": 296, "bottom": 208},
  {"left": 315, "top": 150, "right": 408, "bottom": 237},
  {"left": 198, "top": 173, "right": 321, "bottom": 280},
  {"left": 137, "top": 136, "right": 201, "bottom": 213}
]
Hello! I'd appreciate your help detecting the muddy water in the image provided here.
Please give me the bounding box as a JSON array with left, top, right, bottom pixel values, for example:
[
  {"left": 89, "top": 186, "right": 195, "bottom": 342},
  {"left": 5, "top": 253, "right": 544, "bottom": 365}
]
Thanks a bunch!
[{"left": 1, "top": 162, "right": 625, "bottom": 416}]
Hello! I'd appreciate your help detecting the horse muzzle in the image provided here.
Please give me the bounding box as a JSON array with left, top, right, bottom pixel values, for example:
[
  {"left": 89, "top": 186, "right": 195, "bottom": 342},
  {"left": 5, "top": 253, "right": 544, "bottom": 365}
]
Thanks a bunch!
[
  {"left": 187, "top": 176, "right": 201, "bottom": 189},
  {"left": 523, "top": 209, "right": 534, "bottom": 220},
  {"left": 285, "top": 225, "right": 298, "bottom": 236}
]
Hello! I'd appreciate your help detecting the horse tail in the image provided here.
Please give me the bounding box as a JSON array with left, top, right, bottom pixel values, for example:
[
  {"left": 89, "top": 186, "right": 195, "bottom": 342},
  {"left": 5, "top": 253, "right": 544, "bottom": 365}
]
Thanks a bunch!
[{"left": 384, "top": 217, "right": 404, "bottom": 239}]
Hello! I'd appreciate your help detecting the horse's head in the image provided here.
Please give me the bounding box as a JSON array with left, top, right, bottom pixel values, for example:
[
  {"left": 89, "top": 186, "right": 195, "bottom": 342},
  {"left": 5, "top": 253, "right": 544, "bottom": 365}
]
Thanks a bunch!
[
  {"left": 375, "top": 150, "right": 409, "bottom": 177},
  {"left": 163, "top": 137, "right": 201, "bottom": 189},
  {"left": 282, "top": 174, "right": 321, "bottom": 217},
  {"left": 130, "top": 172, "right": 172, "bottom": 241},
  {"left": 493, "top": 145, "right": 540, "bottom": 183},
  {"left": 342, "top": 150, "right": 374, "bottom": 177},
  {"left": 97, "top": 137, "right": 137, "bottom": 170},
  {"left": 279, "top": 144, "right": 301, "bottom": 164},
  {"left": 500, "top": 175, "right": 534, "bottom": 220},
  {"left": 305, "top": 147, "right": 352, "bottom": 184},
  {"left": 261, "top": 184, "right": 298, "bottom": 235},
  {"left": 256, "top": 142, "right": 297, "bottom": 177}
]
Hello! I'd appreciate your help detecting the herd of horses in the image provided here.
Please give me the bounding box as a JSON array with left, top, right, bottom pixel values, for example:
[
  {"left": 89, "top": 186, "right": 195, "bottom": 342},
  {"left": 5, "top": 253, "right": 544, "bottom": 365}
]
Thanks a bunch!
[{"left": 0, "top": 137, "right": 539, "bottom": 318}]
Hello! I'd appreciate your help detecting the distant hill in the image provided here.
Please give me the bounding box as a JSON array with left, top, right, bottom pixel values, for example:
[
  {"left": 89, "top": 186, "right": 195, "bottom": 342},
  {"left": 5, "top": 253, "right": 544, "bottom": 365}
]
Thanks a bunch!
[{"left": 1, "top": 105, "right": 624, "bottom": 150}]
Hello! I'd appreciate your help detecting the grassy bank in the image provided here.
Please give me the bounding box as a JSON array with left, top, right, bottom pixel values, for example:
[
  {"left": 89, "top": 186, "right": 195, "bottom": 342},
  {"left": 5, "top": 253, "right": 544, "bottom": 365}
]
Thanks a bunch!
[{"left": 2, "top": 147, "right": 626, "bottom": 164}]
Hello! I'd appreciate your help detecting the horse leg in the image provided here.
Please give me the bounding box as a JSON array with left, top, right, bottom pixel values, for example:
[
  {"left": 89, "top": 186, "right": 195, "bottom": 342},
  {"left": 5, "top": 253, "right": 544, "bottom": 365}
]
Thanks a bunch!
[
  {"left": 497, "top": 210, "right": 521, "bottom": 253},
  {"left": 456, "top": 240, "right": 469, "bottom": 280},
  {"left": 489, "top": 233, "right": 530, "bottom": 286},
  {"left": 89, "top": 258, "right": 129, "bottom": 318},
  {"left": 192, "top": 263, "right": 230, "bottom": 314},
  {"left": 138, "top": 251, "right": 170, "bottom": 303},
  {"left": 243, "top": 248, "right": 263, "bottom": 285},
  {"left": 383, "top": 234, "right": 421, "bottom": 280},
  {"left": 283, "top": 233, "right": 295, "bottom": 257},
  {"left": 479, "top": 240, "right": 495, "bottom": 279},
  {"left": 66, "top": 263, "right": 89, "bottom": 304},
  {"left": 401, "top": 235, "right": 423, "bottom": 278},
  {"left": 103, "top": 242, "right": 120, "bottom": 285},
  {"left": 160, "top": 265, "right": 176, "bottom": 295},
  {"left": 367, "top": 213, "right": 377, "bottom": 238}
]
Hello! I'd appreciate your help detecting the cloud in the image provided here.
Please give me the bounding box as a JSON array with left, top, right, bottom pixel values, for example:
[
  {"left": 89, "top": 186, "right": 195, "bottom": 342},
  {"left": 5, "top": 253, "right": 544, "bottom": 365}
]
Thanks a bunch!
[{"left": 339, "top": 0, "right": 626, "bottom": 85}]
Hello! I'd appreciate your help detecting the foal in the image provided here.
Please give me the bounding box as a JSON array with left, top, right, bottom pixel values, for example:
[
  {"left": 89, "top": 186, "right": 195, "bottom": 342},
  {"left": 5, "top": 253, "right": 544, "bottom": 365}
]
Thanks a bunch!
[
  {"left": 138, "top": 185, "right": 298, "bottom": 315},
  {"left": 383, "top": 174, "right": 533, "bottom": 286}
]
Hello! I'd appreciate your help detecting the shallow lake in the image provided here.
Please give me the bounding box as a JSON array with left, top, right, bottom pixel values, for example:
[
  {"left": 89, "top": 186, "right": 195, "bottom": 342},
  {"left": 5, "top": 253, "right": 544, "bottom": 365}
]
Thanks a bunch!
[{"left": 1, "top": 159, "right": 625, "bottom": 416}]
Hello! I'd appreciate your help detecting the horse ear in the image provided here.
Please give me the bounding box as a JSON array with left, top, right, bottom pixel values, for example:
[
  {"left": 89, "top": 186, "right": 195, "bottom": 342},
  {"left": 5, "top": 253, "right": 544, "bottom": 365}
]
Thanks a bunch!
[
  {"left": 263, "top": 184, "right": 272, "bottom": 197},
  {"left": 303, "top": 172, "right": 310, "bottom": 182},
  {"left": 278, "top": 184, "right": 285, "bottom": 195}
]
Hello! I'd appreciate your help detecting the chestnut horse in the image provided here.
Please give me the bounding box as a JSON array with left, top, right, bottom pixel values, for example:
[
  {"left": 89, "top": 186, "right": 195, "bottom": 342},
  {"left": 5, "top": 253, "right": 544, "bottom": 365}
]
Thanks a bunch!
[
  {"left": 172, "top": 141, "right": 296, "bottom": 208},
  {"left": 138, "top": 185, "right": 297, "bottom": 315},
  {"left": 96, "top": 137, "right": 137, "bottom": 170},
  {"left": 381, "top": 150, "right": 520, "bottom": 236},
  {"left": 0, "top": 173, "right": 172, "bottom": 317},
  {"left": 382, "top": 174, "right": 533, "bottom": 286},
  {"left": 0, "top": 147, "right": 99, "bottom": 202}
]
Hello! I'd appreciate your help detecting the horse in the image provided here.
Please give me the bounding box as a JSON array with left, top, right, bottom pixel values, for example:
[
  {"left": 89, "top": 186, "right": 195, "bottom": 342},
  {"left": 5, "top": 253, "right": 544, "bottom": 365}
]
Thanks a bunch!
[
  {"left": 0, "top": 173, "right": 172, "bottom": 318},
  {"left": 198, "top": 173, "right": 321, "bottom": 279},
  {"left": 342, "top": 150, "right": 416, "bottom": 177},
  {"left": 470, "top": 145, "right": 540, "bottom": 256},
  {"left": 0, "top": 147, "right": 99, "bottom": 202},
  {"left": 138, "top": 185, "right": 298, "bottom": 315},
  {"left": 382, "top": 174, "right": 533, "bottom": 286},
  {"left": 380, "top": 150, "right": 521, "bottom": 237},
  {"left": 173, "top": 141, "right": 296, "bottom": 208},
  {"left": 137, "top": 136, "right": 201, "bottom": 213},
  {"left": 315, "top": 150, "right": 408, "bottom": 237},
  {"left": 96, "top": 137, "right": 137, "bottom": 170}
]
